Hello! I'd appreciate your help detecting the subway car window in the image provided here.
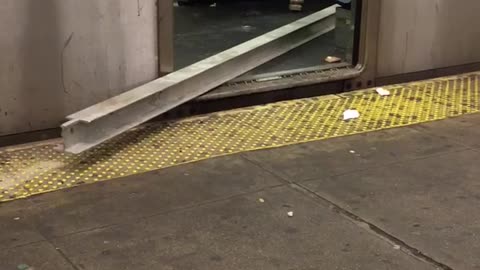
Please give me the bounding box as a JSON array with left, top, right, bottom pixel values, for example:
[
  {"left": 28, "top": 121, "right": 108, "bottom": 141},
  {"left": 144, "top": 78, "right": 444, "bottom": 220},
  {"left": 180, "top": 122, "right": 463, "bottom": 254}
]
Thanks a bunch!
[{"left": 174, "top": 0, "right": 358, "bottom": 78}]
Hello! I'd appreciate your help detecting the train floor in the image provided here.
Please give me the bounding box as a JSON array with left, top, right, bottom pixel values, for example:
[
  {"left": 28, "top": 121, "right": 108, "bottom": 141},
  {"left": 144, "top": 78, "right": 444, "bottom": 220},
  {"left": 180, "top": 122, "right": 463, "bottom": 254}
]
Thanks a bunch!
[{"left": 1, "top": 72, "right": 480, "bottom": 269}]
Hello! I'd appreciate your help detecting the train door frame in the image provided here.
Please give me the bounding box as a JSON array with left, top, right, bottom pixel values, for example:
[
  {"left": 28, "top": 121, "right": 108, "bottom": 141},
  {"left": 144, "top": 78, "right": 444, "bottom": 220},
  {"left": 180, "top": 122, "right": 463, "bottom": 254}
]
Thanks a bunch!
[{"left": 156, "top": 0, "right": 382, "bottom": 92}]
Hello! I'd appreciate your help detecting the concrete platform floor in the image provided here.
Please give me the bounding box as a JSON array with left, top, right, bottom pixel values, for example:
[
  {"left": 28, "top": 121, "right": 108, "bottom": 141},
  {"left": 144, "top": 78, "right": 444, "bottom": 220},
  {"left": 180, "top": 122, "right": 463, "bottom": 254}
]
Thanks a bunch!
[{"left": 2, "top": 113, "right": 480, "bottom": 270}]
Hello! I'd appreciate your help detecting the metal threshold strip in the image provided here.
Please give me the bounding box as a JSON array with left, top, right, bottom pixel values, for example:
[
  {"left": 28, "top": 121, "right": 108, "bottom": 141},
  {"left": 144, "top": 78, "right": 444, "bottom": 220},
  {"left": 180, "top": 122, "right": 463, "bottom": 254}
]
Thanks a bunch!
[
  {"left": 198, "top": 63, "right": 359, "bottom": 101},
  {"left": 61, "top": 5, "right": 339, "bottom": 154}
]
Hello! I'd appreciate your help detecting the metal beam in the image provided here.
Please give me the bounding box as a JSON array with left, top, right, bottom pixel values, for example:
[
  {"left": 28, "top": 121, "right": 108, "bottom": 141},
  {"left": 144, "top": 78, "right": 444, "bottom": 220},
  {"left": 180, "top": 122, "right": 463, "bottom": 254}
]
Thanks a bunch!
[{"left": 61, "top": 5, "right": 338, "bottom": 154}]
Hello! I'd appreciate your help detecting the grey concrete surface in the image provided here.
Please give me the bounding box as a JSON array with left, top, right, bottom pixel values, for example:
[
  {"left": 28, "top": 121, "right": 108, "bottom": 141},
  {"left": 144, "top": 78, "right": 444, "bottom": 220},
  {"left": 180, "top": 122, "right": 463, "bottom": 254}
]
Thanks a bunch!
[
  {"left": 298, "top": 114, "right": 480, "bottom": 270},
  {"left": 8, "top": 156, "right": 282, "bottom": 238},
  {"left": 2, "top": 114, "right": 480, "bottom": 269},
  {"left": 303, "top": 150, "right": 480, "bottom": 270},
  {"left": 0, "top": 242, "right": 75, "bottom": 270},
  {"left": 242, "top": 125, "right": 467, "bottom": 182},
  {"left": 411, "top": 115, "right": 480, "bottom": 149},
  {"left": 52, "top": 186, "right": 432, "bottom": 270}
]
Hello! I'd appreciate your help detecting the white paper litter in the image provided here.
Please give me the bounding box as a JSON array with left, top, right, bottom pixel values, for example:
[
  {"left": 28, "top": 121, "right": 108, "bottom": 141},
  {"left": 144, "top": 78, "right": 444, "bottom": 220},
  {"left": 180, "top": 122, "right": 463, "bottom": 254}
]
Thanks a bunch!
[
  {"left": 325, "top": 56, "right": 342, "bottom": 63},
  {"left": 52, "top": 144, "right": 65, "bottom": 152},
  {"left": 343, "top": 109, "right": 360, "bottom": 120},
  {"left": 259, "top": 198, "right": 265, "bottom": 203},
  {"left": 393, "top": 245, "right": 401, "bottom": 250},
  {"left": 287, "top": 211, "right": 294, "bottom": 217},
  {"left": 375, "top": 87, "right": 390, "bottom": 96}
]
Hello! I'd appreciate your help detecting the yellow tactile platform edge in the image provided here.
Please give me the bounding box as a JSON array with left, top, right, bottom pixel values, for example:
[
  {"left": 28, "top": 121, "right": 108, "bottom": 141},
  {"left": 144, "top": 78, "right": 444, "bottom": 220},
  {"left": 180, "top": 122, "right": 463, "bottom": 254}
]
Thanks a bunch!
[{"left": 1, "top": 72, "right": 479, "bottom": 202}]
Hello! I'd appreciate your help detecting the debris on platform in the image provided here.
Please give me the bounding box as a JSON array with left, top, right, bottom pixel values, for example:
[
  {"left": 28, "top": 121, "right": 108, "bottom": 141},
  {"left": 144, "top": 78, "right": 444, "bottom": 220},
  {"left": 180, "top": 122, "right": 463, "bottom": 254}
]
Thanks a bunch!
[
  {"left": 325, "top": 56, "right": 342, "bottom": 63},
  {"left": 52, "top": 144, "right": 65, "bottom": 152},
  {"left": 343, "top": 109, "right": 360, "bottom": 120},
  {"left": 287, "top": 211, "right": 294, "bottom": 217},
  {"left": 375, "top": 87, "right": 390, "bottom": 96},
  {"left": 289, "top": 4, "right": 303, "bottom": 11},
  {"left": 259, "top": 198, "right": 265, "bottom": 203},
  {"left": 289, "top": 0, "right": 304, "bottom": 11},
  {"left": 393, "top": 245, "right": 401, "bottom": 250},
  {"left": 349, "top": 150, "right": 356, "bottom": 154},
  {"left": 17, "top": 264, "right": 33, "bottom": 270},
  {"left": 13, "top": 217, "right": 20, "bottom": 221},
  {"left": 241, "top": 25, "right": 254, "bottom": 32},
  {"left": 209, "top": 2, "right": 217, "bottom": 7}
]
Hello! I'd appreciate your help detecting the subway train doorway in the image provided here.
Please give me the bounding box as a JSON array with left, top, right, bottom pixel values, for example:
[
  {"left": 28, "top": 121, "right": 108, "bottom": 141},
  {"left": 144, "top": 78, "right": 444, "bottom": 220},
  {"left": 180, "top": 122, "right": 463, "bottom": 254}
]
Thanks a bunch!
[{"left": 173, "top": 0, "right": 359, "bottom": 80}]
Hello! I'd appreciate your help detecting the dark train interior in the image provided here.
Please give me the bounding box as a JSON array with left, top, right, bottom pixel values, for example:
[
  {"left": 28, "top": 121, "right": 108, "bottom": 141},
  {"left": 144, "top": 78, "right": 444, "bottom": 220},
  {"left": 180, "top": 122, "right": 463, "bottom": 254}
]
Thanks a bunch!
[{"left": 174, "top": 0, "right": 356, "bottom": 78}]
